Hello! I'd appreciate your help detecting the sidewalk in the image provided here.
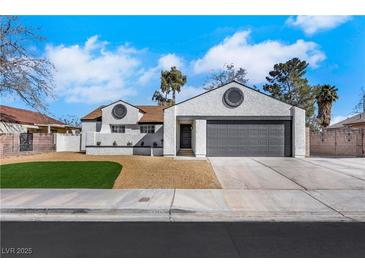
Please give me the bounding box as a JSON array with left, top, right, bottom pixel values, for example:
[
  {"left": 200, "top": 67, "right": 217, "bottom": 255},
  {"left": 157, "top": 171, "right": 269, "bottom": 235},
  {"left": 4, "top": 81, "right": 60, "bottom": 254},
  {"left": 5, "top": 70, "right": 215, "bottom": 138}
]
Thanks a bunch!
[{"left": 1, "top": 189, "right": 365, "bottom": 222}]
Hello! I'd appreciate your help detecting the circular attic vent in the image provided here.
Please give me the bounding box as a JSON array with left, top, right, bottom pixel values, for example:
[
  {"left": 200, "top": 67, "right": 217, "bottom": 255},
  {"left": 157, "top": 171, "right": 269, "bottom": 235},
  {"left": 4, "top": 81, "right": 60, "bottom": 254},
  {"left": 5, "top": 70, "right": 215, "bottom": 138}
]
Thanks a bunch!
[
  {"left": 223, "top": 87, "right": 244, "bottom": 107},
  {"left": 112, "top": 104, "right": 127, "bottom": 119}
]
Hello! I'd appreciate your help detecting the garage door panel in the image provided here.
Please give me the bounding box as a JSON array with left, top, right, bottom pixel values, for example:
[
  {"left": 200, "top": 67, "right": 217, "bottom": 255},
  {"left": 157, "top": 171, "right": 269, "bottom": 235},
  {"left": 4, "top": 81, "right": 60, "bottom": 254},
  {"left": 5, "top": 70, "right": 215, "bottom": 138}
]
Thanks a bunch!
[{"left": 207, "top": 120, "right": 291, "bottom": 157}]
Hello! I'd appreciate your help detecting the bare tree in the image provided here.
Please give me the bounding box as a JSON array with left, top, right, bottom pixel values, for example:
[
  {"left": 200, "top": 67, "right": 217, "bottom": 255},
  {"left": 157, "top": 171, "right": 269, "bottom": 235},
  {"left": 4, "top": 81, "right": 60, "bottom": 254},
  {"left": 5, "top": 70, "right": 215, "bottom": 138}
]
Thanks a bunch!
[
  {"left": 353, "top": 87, "right": 365, "bottom": 114},
  {"left": 0, "top": 16, "right": 55, "bottom": 112},
  {"left": 203, "top": 64, "right": 248, "bottom": 90},
  {"left": 58, "top": 115, "right": 81, "bottom": 128}
]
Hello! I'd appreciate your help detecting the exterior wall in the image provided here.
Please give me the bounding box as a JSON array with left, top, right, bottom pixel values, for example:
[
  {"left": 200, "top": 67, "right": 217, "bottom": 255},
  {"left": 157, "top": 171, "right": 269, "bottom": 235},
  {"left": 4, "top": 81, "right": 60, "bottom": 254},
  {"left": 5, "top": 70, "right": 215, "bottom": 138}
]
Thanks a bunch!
[
  {"left": 56, "top": 134, "right": 81, "bottom": 152},
  {"left": 100, "top": 101, "right": 141, "bottom": 132},
  {"left": 291, "top": 106, "right": 306, "bottom": 157},
  {"left": 164, "top": 82, "right": 305, "bottom": 157},
  {"left": 175, "top": 82, "right": 292, "bottom": 117},
  {"left": 194, "top": 119, "right": 206, "bottom": 157},
  {"left": 86, "top": 146, "right": 163, "bottom": 156},
  {"left": 81, "top": 121, "right": 97, "bottom": 151},
  {"left": 163, "top": 107, "right": 176, "bottom": 156},
  {"left": 310, "top": 128, "right": 364, "bottom": 157},
  {"left": 191, "top": 120, "right": 196, "bottom": 154},
  {"left": 305, "top": 127, "right": 310, "bottom": 157},
  {"left": 86, "top": 124, "right": 163, "bottom": 147},
  {"left": 0, "top": 133, "right": 55, "bottom": 158}
]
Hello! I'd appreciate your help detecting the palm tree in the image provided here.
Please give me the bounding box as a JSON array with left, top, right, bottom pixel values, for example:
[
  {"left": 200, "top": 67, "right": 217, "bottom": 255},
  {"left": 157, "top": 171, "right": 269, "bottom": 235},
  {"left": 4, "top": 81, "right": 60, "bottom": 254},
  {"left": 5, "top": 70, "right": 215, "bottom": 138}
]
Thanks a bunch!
[
  {"left": 160, "top": 66, "right": 187, "bottom": 105},
  {"left": 315, "top": 85, "right": 339, "bottom": 128}
]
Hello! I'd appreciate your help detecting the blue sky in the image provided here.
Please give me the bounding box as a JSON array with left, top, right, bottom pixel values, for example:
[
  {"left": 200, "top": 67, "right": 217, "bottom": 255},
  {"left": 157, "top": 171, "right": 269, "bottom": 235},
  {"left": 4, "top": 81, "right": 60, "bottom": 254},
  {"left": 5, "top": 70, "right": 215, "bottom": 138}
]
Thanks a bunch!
[{"left": 3, "top": 16, "right": 364, "bottom": 123}]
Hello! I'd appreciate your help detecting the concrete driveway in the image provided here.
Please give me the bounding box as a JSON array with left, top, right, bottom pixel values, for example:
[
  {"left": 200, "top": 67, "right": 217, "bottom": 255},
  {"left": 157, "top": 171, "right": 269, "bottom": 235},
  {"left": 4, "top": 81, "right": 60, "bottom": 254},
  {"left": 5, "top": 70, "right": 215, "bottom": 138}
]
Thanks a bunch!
[{"left": 209, "top": 157, "right": 365, "bottom": 190}]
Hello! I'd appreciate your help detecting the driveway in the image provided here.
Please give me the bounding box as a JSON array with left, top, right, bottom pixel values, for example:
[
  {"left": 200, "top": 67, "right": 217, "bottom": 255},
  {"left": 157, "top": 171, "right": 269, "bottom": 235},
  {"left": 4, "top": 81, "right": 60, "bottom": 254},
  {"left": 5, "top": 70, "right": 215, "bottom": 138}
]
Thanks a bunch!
[{"left": 209, "top": 157, "right": 365, "bottom": 190}]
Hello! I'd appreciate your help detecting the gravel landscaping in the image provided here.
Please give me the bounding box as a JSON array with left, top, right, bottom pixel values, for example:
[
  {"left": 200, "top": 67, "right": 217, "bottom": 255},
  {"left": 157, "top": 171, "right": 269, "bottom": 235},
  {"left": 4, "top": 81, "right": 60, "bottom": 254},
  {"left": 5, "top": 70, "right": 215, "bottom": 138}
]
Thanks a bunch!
[{"left": 0, "top": 152, "right": 221, "bottom": 189}]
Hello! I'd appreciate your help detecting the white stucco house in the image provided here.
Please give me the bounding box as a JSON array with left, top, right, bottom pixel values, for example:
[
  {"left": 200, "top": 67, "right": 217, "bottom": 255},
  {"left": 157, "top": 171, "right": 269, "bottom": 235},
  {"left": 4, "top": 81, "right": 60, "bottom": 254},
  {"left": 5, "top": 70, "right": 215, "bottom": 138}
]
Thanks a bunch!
[{"left": 81, "top": 81, "right": 306, "bottom": 157}]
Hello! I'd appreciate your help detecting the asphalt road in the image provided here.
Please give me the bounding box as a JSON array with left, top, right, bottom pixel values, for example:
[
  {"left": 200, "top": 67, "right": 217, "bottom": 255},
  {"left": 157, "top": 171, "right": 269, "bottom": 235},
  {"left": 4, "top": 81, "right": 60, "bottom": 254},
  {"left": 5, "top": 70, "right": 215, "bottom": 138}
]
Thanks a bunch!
[{"left": 1, "top": 222, "right": 365, "bottom": 257}]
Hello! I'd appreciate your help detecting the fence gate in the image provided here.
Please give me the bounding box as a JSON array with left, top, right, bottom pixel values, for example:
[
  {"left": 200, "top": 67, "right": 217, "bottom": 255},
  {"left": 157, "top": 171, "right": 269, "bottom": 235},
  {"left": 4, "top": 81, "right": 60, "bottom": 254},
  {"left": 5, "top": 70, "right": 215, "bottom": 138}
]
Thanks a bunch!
[{"left": 19, "top": 133, "right": 33, "bottom": 152}]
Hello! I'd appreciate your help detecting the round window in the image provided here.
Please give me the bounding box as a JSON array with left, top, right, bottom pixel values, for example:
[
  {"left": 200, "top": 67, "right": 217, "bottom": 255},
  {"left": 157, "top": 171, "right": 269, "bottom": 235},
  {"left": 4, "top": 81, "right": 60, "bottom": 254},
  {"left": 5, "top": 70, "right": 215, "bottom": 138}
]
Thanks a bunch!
[
  {"left": 112, "top": 104, "right": 127, "bottom": 119},
  {"left": 223, "top": 87, "right": 244, "bottom": 107}
]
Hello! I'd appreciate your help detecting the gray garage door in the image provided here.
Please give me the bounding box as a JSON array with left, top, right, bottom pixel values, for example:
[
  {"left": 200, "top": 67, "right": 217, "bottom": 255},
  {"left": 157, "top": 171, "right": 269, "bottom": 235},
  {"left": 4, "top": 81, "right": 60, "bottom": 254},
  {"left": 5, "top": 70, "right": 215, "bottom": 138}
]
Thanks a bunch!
[{"left": 207, "top": 120, "right": 292, "bottom": 157}]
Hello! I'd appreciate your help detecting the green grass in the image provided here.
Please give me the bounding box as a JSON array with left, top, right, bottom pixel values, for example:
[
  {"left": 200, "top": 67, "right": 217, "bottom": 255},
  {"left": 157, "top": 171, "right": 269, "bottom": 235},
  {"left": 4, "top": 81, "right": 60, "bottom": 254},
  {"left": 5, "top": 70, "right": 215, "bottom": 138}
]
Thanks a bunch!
[{"left": 0, "top": 161, "right": 122, "bottom": 189}]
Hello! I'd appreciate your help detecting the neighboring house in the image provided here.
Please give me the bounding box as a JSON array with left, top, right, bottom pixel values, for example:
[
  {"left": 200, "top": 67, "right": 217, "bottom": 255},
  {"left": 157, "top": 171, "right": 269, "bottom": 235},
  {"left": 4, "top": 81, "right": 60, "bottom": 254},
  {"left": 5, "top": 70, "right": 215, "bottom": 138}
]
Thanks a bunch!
[
  {"left": 327, "top": 112, "right": 365, "bottom": 130},
  {"left": 0, "top": 105, "right": 78, "bottom": 134},
  {"left": 81, "top": 81, "right": 306, "bottom": 157}
]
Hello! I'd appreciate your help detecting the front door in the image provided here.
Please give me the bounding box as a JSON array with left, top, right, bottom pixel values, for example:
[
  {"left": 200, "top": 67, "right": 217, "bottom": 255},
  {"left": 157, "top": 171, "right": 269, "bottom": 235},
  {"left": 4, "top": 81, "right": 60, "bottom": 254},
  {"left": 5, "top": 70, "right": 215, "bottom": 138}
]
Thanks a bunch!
[{"left": 180, "top": 124, "right": 192, "bottom": 148}]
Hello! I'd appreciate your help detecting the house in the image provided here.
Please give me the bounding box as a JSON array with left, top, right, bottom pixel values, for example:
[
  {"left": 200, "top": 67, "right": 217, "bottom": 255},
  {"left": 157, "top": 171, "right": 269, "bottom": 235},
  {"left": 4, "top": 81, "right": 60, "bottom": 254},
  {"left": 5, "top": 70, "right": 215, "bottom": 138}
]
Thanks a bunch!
[
  {"left": 327, "top": 112, "right": 365, "bottom": 130},
  {"left": 0, "top": 105, "right": 78, "bottom": 134},
  {"left": 81, "top": 81, "right": 306, "bottom": 157}
]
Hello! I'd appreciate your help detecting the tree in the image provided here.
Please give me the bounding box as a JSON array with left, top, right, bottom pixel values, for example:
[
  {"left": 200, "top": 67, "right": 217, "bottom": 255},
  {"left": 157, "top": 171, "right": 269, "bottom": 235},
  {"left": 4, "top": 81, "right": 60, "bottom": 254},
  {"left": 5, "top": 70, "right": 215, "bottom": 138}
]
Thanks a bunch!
[
  {"left": 315, "top": 85, "right": 339, "bottom": 128},
  {"left": 353, "top": 87, "right": 365, "bottom": 114},
  {"left": 0, "top": 16, "right": 55, "bottom": 111},
  {"left": 263, "top": 58, "right": 316, "bottom": 127},
  {"left": 203, "top": 64, "right": 248, "bottom": 90},
  {"left": 152, "top": 66, "right": 187, "bottom": 106},
  {"left": 59, "top": 115, "right": 81, "bottom": 128}
]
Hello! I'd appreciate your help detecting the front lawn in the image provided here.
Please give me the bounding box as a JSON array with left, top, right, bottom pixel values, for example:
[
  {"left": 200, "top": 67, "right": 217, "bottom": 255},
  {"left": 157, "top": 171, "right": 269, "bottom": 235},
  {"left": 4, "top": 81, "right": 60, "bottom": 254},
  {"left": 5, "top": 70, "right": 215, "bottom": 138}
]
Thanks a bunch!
[{"left": 0, "top": 161, "right": 122, "bottom": 188}]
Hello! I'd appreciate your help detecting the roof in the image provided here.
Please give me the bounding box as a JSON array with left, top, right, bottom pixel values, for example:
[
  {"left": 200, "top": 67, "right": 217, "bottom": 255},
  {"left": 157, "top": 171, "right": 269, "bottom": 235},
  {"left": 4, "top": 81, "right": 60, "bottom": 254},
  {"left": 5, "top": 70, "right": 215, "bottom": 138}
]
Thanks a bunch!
[
  {"left": 0, "top": 105, "right": 65, "bottom": 126},
  {"left": 137, "top": 105, "right": 165, "bottom": 123},
  {"left": 328, "top": 112, "right": 365, "bottom": 129},
  {"left": 164, "top": 80, "right": 303, "bottom": 110},
  {"left": 81, "top": 105, "right": 165, "bottom": 123},
  {"left": 81, "top": 107, "right": 103, "bottom": 121}
]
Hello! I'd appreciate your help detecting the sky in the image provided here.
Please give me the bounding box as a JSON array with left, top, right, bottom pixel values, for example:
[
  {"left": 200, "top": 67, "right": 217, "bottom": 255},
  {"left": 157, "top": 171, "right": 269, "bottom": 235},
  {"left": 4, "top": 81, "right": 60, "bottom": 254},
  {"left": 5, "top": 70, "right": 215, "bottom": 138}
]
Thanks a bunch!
[{"left": 2, "top": 15, "right": 364, "bottom": 123}]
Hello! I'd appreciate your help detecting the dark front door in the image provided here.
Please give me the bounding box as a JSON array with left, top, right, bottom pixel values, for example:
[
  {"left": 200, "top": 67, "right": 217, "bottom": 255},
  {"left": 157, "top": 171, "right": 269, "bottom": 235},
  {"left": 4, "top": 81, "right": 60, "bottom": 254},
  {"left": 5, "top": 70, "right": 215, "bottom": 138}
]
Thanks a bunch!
[
  {"left": 180, "top": 124, "right": 192, "bottom": 148},
  {"left": 19, "top": 133, "right": 33, "bottom": 152}
]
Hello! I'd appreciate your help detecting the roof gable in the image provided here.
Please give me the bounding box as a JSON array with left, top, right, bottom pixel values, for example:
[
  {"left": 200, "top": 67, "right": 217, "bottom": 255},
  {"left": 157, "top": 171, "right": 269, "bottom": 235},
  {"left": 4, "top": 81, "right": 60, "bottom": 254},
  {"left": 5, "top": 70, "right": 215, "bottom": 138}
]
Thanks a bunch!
[
  {"left": 81, "top": 104, "right": 165, "bottom": 123},
  {"left": 165, "top": 80, "right": 301, "bottom": 110}
]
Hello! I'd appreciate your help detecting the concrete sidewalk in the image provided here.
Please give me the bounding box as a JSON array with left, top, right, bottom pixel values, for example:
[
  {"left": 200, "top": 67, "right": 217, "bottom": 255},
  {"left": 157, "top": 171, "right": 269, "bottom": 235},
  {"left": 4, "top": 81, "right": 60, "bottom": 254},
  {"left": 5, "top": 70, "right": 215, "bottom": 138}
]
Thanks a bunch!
[{"left": 1, "top": 189, "right": 365, "bottom": 222}]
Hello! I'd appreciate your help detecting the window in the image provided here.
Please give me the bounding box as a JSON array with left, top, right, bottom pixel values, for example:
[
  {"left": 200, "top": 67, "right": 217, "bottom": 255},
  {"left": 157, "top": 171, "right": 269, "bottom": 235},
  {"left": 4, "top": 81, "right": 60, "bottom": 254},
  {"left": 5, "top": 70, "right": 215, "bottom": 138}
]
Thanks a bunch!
[
  {"left": 110, "top": 125, "right": 125, "bottom": 133},
  {"left": 140, "top": 125, "right": 155, "bottom": 134}
]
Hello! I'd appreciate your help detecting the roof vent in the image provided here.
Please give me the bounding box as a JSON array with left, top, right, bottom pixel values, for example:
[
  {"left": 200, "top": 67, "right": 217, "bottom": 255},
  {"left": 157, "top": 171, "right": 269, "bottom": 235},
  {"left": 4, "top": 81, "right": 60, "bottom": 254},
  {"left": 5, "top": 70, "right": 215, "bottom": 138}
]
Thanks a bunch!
[
  {"left": 112, "top": 104, "right": 127, "bottom": 119},
  {"left": 223, "top": 87, "right": 244, "bottom": 108}
]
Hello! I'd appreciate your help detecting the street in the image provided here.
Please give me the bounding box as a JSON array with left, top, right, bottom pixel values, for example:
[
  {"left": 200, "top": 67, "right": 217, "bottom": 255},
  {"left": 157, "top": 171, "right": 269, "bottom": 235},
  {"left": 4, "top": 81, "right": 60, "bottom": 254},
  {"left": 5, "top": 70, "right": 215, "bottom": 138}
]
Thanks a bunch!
[{"left": 1, "top": 221, "right": 365, "bottom": 257}]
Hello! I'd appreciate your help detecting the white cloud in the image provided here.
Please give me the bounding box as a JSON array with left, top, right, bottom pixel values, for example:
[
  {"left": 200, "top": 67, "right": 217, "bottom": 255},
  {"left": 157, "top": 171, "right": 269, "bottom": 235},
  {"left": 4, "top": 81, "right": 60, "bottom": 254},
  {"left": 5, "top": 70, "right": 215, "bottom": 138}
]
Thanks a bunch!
[
  {"left": 176, "top": 85, "right": 202, "bottom": 102},
  {"left": 192, "top": 30, "right": 325, "bottom": 84},
  {"left": 286, "top": 16, "right": 351, "bottom": 35},
  {"left": 138, "top": 53, "right": 184, "bottom": 85},
  {"left": 46, "top": 36, "right": 142, "bottom": 104}
]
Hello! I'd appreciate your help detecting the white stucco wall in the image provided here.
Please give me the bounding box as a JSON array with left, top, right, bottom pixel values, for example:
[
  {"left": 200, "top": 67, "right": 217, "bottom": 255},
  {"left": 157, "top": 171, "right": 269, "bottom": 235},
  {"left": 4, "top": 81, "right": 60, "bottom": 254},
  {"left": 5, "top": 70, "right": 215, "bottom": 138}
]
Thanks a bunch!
[
  {"left": 56, "top": 134, "right": 81, "bottom": 152},
  {"left": 194, "top": 119, "right": 206, "bottom": 157},
  {"left": 163, "top": 107, "right": 176, "bottom": 156},
  {"left": 164, "top": 82, "right": 305, "bottom": 157},
  {"left": 100, "top": 101, "right": 141, "bottom": 132},
  {"left": 90, "top": 124, "right": 163, "bottom": 147},
  {"left": 82, "top": 101, "right": 163, "bottom": 153},
  {"left": 81, "top": 122, "right": 97, "bottom": 151},
  {"left": 291, "top": 106, "right": 306, "bottom": 157},
  {"left": 175, "top": 82, "right": 292, "bottom": 117}
]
